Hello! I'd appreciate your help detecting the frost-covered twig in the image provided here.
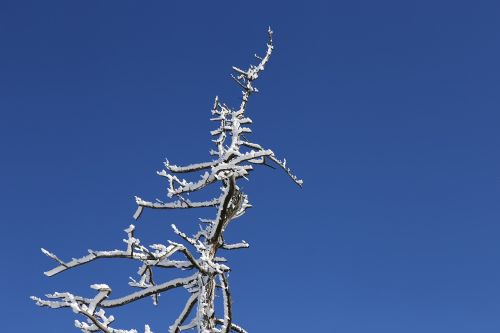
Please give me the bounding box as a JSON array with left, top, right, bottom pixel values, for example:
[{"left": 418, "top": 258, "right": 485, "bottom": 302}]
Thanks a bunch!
[
  {"left": 167, "top": 241, "right": 207, "bottom": 273},
  {"left": 34, "top": 274, "right": 197, "bottom": 310},
  {"left": 41, "top": 225, "right": 182, "bottom": 277},
  {"left": 219, "top": 274, "right": 232, "bottom": 333},
  {"left": 169, "top": 292, "right": 199, "bottom": 333},
  {"left": 32, "top": 285, "right": 156, "bottom": 333},
  {"left": 133, "top": 196, "right": 221, "bottom": 220},
  {"left": 268, "top": 155, "right": 303, "bottom": 187},
  {"left": 214, "top": 320, "right": 247, "bottom": 333},
  {"left": 221, "top": 241, "right": 249, "bottom": 250}
]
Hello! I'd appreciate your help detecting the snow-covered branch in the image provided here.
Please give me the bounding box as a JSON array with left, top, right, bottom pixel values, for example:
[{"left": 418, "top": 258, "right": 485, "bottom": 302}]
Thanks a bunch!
[
  {"left": 169, "top": 292, "right": 199, "bottom": 333},
  {"left": 220, "top": 241, "right": 249, "bottom": 250},
  {"left": 209, "top": 177, "right": 237, "bottom": 245},
  {"left": 214, "top": 320, "right": 247, "bottom": 333},
  {"left": 105, "top": 274, "right": 197, "bottom": 307},
  {"left": 164, "top": 160, "right": 217, "bottom": 174},
  {"left": 33, "top": 273, "right": 197, "bottom": 311},
  {"left": 31, "top": 285, "right": 156, "bottom": 333},
  {"left": 231, "top": 27, "right": 274, "bottom": 112},
  {"left": 219, "top": 274, "right": 232, "bottom": 333},
  {"left": 167, "top": 241, "right": 207, "bottom": 273},
  {"left": 267, "top": 155, "right": 303, "bottom": 187},
  {"left": 41, "top": 225, "right": 180, "bottom": 277}
]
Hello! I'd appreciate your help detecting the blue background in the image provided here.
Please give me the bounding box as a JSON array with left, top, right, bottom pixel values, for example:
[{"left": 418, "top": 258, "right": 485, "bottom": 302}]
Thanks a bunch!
[{"left": 1, "top": 1, "right": 499, "bottom": 332}]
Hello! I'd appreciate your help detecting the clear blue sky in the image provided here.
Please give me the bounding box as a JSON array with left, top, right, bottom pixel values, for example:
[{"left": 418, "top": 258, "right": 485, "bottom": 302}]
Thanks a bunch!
[{"left": 1, "top": 1, "right": 499, "bottom": 332}]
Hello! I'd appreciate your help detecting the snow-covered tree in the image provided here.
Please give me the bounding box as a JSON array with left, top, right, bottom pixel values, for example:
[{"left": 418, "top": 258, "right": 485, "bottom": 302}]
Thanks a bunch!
[{"left": 32, "top": 28, "right": 302, "bottom": 333}]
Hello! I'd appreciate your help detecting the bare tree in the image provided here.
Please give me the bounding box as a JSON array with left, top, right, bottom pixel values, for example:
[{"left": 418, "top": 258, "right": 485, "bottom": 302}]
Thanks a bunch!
[{"left": 32, "top": 28, "right": 302, "bottom": 333}]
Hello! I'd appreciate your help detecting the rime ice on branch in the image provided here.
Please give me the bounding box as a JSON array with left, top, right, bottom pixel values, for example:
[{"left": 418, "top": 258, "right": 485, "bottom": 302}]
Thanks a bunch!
[{"left": 32, "top": 28, "right": 302, "bottom": 333}]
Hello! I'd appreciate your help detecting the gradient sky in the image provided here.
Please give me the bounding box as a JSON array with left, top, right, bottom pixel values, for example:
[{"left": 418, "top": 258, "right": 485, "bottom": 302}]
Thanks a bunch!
[{"left": 1, "top": 1, "right": 500, "bottom": 332}]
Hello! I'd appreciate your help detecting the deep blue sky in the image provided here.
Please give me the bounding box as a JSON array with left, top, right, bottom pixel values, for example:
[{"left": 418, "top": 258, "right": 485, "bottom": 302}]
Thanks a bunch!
[{"left": 1, "top": 1, "right": 500, "bottom": 332}]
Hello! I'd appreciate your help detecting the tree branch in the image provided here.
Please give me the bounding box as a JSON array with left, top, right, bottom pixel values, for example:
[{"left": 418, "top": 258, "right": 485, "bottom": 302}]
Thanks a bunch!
[
  {"left": 219, "top": 274, "right": 232, "bottom": 333},
  {"left": 134, "top": 196, "right": 221, "bottom": 220},
  {"left": 268, "top": 155, "right": 303, "bottom": 187},
  {"left": 41, "top": 226, "right": 180, "bottom": 277},
  {"left": 169, "top": 292, "right": 198, "bottom": 333},
  {"left": 220, "top": 241, "right": 249, "bottom": 250},
  {"left": 215, "top": 319, "right": 247, "bottom": 333}
]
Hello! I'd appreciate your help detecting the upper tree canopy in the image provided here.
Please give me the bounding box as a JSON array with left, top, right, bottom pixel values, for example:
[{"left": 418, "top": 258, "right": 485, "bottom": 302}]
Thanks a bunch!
[{"left": 32, "top": 28, "right": 302, "bottom": 333}]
